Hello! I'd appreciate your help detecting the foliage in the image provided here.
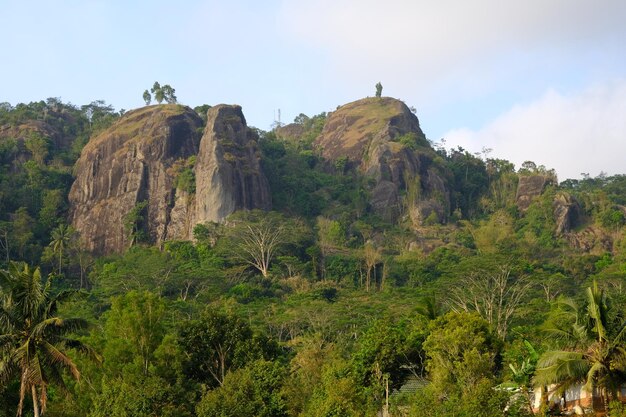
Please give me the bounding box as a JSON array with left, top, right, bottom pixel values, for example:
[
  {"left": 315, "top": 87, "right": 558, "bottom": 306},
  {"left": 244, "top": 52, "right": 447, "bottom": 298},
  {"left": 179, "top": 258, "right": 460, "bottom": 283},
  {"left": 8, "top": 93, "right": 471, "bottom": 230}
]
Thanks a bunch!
[
  {"left": 0, "top": 262, "right": 98, "bottom": 417},
  {"left": 533, "top": 282, "right": 626, "bottom": 411},
  {"left": 423, "top": 312, "right": 501, "bottom": 396},
  {"left": 150, "top": 82, "right": 177, "bottom": 104},
  {"left": 103, "top": 291, "right": 166, "bottom": 376},
  {"left": 90, "top": 374, "right": 192, "bottom": 417},
  {"left": 177, "top": 308, "right": 278, "bottom": 388},
  {"left": 220, "top": 211, "right": 312, "bottom": 278},
  {"left": 123, "top": 201, "right": 148, "bottom": 246},
  {"left": 4, "top": 95, "right": 626, "bottom": 416},
  {"left": 196, "top": 360, "right": 287, "bottom": 417},
  {"left": 375, "top": 82, "right": 383, "bottom": 98},
  {"left": 446, "top": 147, "right": 489, "bottom": 218},
  {"left": 303, "top": 360, "right": 365, "bottom": 417}
]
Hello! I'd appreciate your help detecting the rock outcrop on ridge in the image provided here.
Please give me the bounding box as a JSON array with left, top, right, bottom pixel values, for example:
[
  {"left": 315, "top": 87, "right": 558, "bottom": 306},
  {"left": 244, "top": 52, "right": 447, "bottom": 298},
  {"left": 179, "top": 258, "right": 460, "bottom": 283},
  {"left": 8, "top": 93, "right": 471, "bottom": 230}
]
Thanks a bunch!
[
  {"left": 69, "top": 104, "right": 270, "bottom": 254},
  {"left": 313, "top": 97, "right": 449, "bottom": 224}
]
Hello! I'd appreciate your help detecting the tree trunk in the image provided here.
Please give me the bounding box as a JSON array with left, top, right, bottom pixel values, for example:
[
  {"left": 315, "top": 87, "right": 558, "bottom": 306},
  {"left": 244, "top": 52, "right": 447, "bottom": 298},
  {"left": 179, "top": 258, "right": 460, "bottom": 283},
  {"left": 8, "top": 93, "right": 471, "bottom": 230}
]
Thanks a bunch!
[{"left": 32, "top": 385, "right": 40, "bottom": 417}]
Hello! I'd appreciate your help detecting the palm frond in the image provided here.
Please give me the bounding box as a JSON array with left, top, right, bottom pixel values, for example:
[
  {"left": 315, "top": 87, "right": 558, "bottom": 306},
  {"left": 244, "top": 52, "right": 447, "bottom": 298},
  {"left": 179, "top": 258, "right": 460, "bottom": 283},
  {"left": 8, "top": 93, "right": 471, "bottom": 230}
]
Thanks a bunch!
[
  {"left": 45, "top": 289, "right": 82, "bottom": 317},
  {"left": 25, "top": 354, "right": 44, "bottom": 386},
  {"left": 61, "top": 338, "right": 103, "bottom": 364},
  {"left": 534, "top": 350, "right": 590, "bottom": 388},
  {"left": 610, "top": 319, "right": 626, "bottom": 348},
  {"left": 0, "top": 356, "right": 18, "bottom": 386},
  {"left": 584, "top": 361, "right": 606, "bottom": 392},
  {"left": 41, "top": 341, "right": 80, "bottom": 381},
  {"left": 43, "top": 362, "right": 69, "bottom": 395},
  {"left": 30, "top": 317, "right": 89, "bottom": 342}
]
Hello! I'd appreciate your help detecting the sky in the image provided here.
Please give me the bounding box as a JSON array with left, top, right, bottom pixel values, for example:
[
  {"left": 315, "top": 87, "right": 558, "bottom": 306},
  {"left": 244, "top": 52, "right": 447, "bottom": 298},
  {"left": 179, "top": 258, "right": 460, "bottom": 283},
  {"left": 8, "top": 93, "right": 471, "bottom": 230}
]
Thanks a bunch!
[{"left": 1, "top": 0, "right": 625, "bottom": 180}]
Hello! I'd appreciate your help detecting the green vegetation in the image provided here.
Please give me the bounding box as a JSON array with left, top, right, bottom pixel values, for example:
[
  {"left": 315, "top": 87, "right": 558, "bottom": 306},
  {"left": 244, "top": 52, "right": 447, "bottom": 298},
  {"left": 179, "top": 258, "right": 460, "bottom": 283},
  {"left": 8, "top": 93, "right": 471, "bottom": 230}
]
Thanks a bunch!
[
  {"left": 375, "top": 82, "right": 383, "bottom": 98},
  {"left": 3, "top": 96, "right": 626, "bottom": 416},
  {"left": 149, "top": 81, "right": 178, "bottom": 105}
]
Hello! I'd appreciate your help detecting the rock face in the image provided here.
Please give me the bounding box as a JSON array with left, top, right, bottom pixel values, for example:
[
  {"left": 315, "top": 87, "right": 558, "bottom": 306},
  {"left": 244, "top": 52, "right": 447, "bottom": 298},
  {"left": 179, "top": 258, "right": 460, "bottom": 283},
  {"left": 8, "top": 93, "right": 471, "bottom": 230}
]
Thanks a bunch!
[
  {"left": 275, "top": 123, "right": 305, "bottom": 141},
  {"left": 553, "top": 192, "right": 580, "bottom": 235},
  {"left": 69, "top": 105, "right": 202, "bottom": 254},
  {"left": 515, "top": 175, "right": 553, "bottom": 211},
  {"left": 69, "top": 104, "right": 270, "bottom": 254},
  {"left": 314, "top": 97, "right": 449, "bottom": 223},
  {"left": 193, "top": 105, "right": 271, "bottom": 225},
  {"left": 565, "top": 226, "right": 613, "bottom": 253}
]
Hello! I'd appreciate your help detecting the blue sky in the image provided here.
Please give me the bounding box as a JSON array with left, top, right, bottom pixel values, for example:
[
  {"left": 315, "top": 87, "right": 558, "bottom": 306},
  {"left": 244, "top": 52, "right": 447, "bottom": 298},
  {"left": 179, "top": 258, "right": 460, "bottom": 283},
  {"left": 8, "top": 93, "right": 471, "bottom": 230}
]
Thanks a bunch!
[{"left": 2, "top": 0, "right": 625, "bottom": 180}]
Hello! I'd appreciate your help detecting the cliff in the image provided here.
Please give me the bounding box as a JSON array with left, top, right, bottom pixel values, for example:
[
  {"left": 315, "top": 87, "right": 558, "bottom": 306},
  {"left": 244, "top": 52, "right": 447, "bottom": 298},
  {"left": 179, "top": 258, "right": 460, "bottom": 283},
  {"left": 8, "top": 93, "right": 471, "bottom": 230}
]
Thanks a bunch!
[
  {"left": 193, "top": 104, "right": 271, "bottom": 225},
  {"left": 69, "top": 104, "right": 270, "bottom": 254},
  {"left": 515, "top": 175, "right": 554, "bottom": 211},
  {"left": 313, "top": 97, "right": 449, "bottom": 224}
]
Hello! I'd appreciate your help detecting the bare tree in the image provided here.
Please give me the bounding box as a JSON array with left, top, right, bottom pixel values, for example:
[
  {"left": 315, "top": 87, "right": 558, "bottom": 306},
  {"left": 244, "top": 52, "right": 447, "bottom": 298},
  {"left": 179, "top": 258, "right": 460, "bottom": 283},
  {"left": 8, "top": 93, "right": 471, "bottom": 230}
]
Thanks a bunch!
[
  {"left": 235, "top": 219, "right": 286, "bottom": 278},
  {"left": 363, "top": 242, "right": 381, "bottom": 292},
  {"left": 448, "top": 264, "right": 531, "bottom": 339}
]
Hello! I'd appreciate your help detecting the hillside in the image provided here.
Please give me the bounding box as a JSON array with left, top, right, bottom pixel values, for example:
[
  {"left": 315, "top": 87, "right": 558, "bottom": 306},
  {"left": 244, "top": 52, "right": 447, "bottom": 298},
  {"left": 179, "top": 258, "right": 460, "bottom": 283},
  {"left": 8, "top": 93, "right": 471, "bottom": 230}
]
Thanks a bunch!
[{"left": 1, "top": 96, "right": 626, "bottom": 416}]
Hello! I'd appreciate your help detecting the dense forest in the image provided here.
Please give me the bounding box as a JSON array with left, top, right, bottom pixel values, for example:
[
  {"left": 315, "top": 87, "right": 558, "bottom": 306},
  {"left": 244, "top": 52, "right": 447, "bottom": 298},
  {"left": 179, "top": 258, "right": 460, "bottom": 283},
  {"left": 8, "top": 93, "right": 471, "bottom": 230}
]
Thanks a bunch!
[{"left": 2, "top": 95, "right": 626, "bottom": 417}]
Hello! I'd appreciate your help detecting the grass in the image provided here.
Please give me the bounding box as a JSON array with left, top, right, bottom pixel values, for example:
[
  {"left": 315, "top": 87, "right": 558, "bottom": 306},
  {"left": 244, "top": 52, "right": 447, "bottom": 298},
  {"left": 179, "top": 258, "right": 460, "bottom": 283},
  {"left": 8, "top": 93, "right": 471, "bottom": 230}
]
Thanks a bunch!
[{"left": 81, "top": 104, "right": 194, "bottom": 157}]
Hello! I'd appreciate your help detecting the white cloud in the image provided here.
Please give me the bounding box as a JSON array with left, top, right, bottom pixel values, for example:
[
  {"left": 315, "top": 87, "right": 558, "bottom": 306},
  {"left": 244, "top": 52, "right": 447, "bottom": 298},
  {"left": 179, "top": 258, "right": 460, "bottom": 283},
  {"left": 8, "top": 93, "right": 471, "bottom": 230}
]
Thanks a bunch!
[
  {"left": 443, "top": 79, "right": 626, "bottom": 180},
  {"left": 277, "top": 0, "right": 626, "bottom": 101},
  {"left": 277, "top": 1, "right": 626, "bottom": 180}
]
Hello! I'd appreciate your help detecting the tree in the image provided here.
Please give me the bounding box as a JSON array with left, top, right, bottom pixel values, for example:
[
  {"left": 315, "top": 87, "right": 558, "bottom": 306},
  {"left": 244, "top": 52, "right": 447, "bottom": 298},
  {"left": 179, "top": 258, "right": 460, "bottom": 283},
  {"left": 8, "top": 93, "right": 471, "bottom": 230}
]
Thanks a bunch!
[
  {"left": 223, "top": 211, "right": 309, "bottom": 278},
  {"left": 80, "top": 100, "right": 117, "bottom": 132},
  {"left": 142, "top": 90, "right": 151, "bottom": 105},
  {"left": 49, "top": 224, "right": 74, "bottom": 275},
  {"left": 11, "top": 208, "right": 34, "bottom": 259},
  {"left": 123, "top": 201, "right": 148, "bottom": 246},
  {"left": 352, "top": 317, "right": 427, "bottom": 400},
  {"left": 0, "top": 262, "right": 98, "bottom": 417},
  {"left": 151, "top": 82, "right": 164, "bottom": 104},
  {"left": 103, "top": 291, "right": 166, "bottom": 376},
  {"left": 362, "top": 242, "right": 381, "bottom": 292},
  {"left": 196, "top": 360, "right": 287, "bottom": 417},
  {"left": 423, "top": 312, "right": 501, "bottom": 397},
  {"left": 178, "top": 309, "right": 276, "bottom": 388},
  {"left": 282, "top": 334, "right": 334, "bottom": 415},
  {"left": 375, "top": 82, "right": 383, "bottom": 98},
  {"left": 38, "top": 189, "right": 65, "bottom": 231},
  {"left": 303, "top": 360, "right": 365, "bottom": 417},
  {"left": 533, "top": 282, "right": 626, "bottom": 412},
  {"left": 448, "top": 258, "right": 530, "bottom": 340},
  {"left": 24, "top": 133, "right": 49, "bottom": 167},
  {"left": 236, "top": 220, "right": 284, "bottom": 278},
  {"left": 90, "top": 374, "right": 192, "bottom": 417},
  {"left": 316, "top": 216, "right": 345, "bottom": 280},
  {"left": 161, "top": 85, "right": 177, "bottom": 104}
]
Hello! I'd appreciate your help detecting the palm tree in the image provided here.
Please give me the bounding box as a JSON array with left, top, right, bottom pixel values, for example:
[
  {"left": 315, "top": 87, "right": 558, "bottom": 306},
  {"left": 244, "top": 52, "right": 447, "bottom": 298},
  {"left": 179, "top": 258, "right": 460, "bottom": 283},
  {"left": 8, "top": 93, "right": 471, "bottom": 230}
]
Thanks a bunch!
[
  {"left": 49, "top": 224, "right": 74, "bottom": 275},
  {"left": 533, "top": 281, "right": 626, "bottom": 412},
  {"left": 0, "top": 262, "right": 98, "bottom": 417}
]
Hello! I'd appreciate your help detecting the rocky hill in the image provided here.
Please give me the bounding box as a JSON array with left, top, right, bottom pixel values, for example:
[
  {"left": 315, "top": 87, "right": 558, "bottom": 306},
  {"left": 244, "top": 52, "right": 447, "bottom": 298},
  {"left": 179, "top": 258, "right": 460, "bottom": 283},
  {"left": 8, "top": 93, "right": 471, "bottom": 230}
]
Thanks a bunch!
[
  {"left": 69, "top": 104, "right": 270, "bottom": 254},
  {"left": 314, "top": 97, "right": 449, "bottom": 224}
]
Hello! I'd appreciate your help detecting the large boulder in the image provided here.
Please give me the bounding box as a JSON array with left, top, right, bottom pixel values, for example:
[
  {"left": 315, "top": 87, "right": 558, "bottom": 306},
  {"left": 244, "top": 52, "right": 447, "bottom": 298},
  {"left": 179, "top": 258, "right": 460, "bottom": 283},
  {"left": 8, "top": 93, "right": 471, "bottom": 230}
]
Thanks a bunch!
[
  {"left": 314, "top": 97, "right": 449, "bottom": 223},
  {"left": 69, "top": 104, "right": 271, "bottom": 254},
  {"left": 553, "top": 192, "right": 580, "bottom": 235},
  {"left": 515, "top": 175, "right": 554, "bottom": 211}
]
